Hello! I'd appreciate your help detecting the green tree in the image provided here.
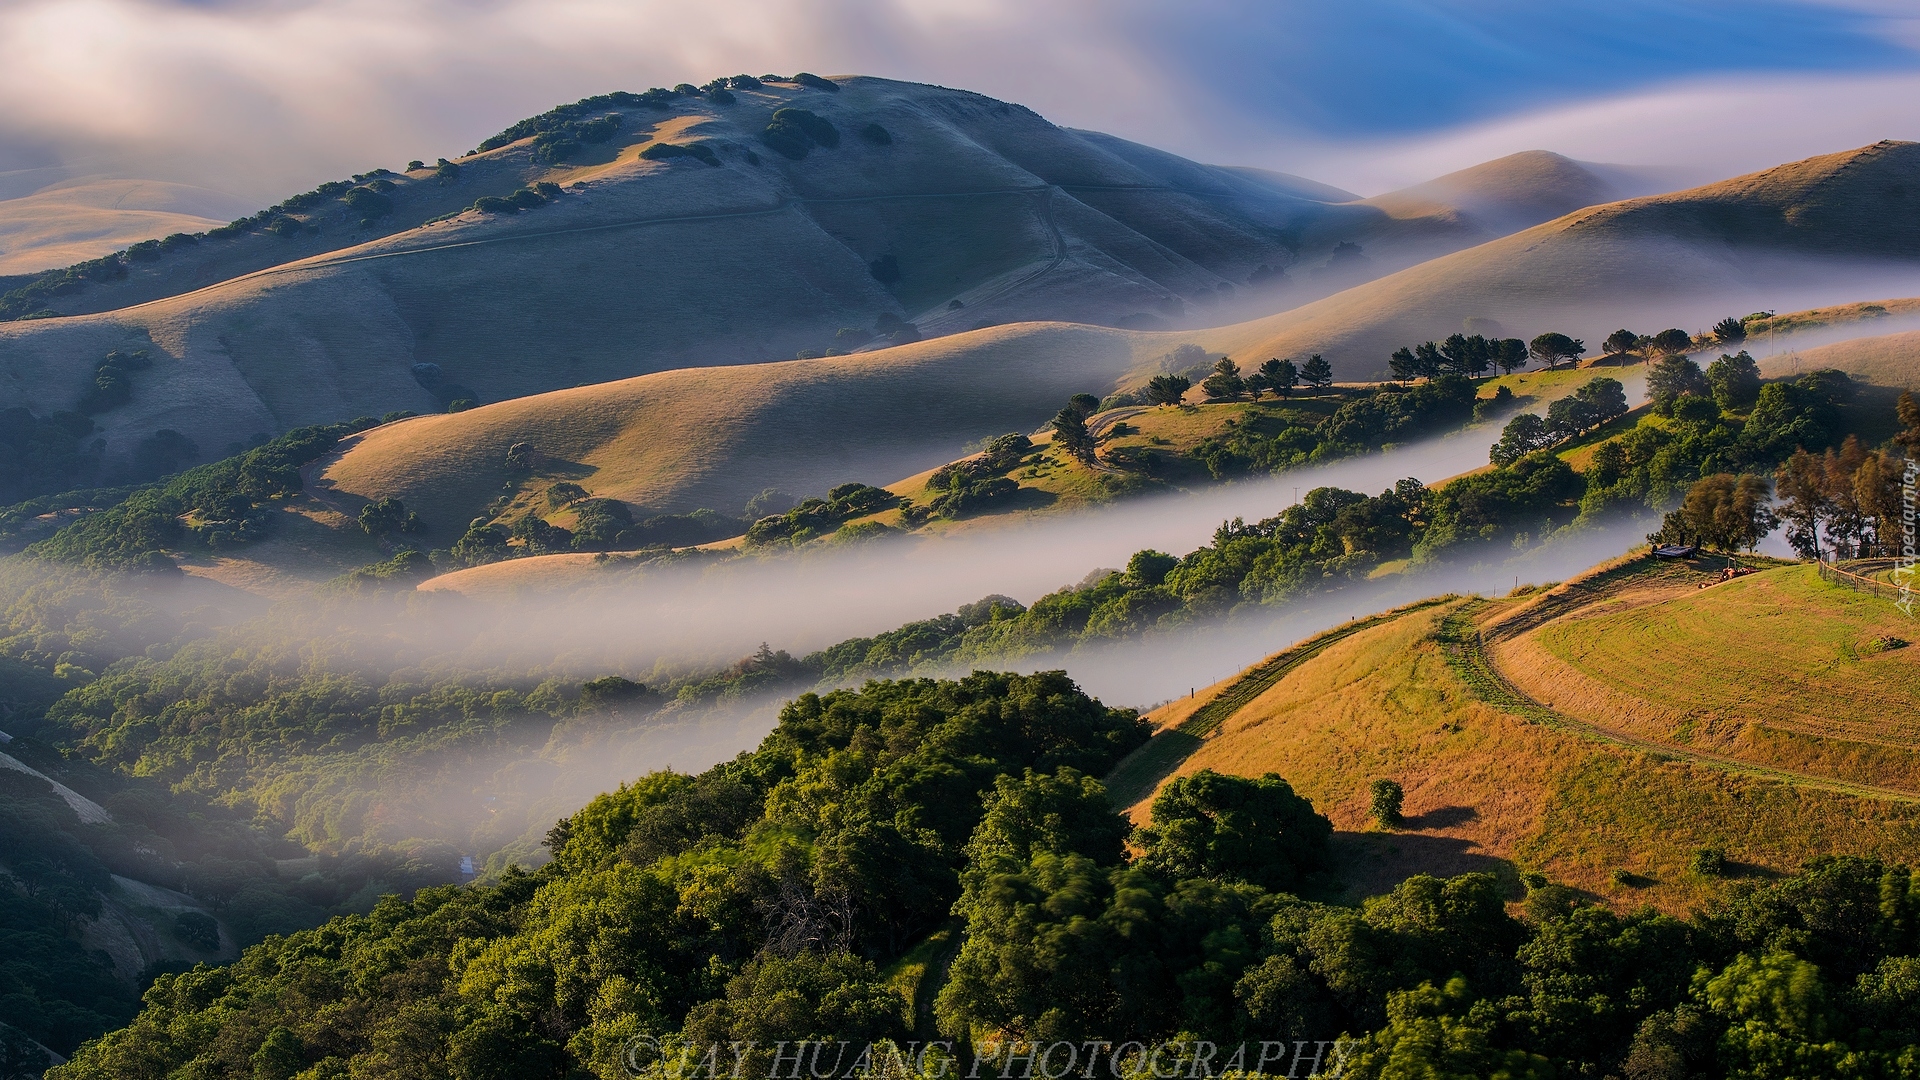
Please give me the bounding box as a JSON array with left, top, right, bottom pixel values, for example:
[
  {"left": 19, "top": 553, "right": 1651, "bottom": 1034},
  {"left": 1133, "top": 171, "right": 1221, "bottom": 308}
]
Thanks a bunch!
[
  {"left": 1646, "top": 354, "right": 1708, "bottom": 415},
  {"left": 1712, "top": 315, "right": 1748, "bottom": 346},
  {"left": 1604, "top": 328, "right": 1640, "bottom": 356},
  {"left": 358, "top": 497, "right": 421, "bottom": 539},
  {"left": 1300, "top": 353, "right": 1334, "bottom": 390},
  {"left": 1145, "top": 374, "right": 1191, "bottom": 406},
  {"left": 1490, "top": 413, "right": 1553, "bottom": 465},
  {"left": 1389, "top": 346, "right": 1419, "bottom": 383},
  {"left": 1066, "top": 393, "right": 1100, "bottom": 418},
  {"left": 1493, "top": 337, "right": 1530, "bottom": 375},
  {"left": 1051, "top": 407, "right": 1096, "bottom": 464},
  {"left": 1774, "top": 449, "right": 1831, "bottom": 558},
  {"left": 1202, "top": 357, "right": 1245, "bottom": 401},
  {"left": 1706, "top": 350, "right": 1763, "bottom": 411},
  {"left": 1257, "top": 357, "right": 1297, "bottom": 398},
  {"left": 1527, "top": 332, "right": 1585, "bottom": 370},
  {"left": 1370, "top": 778, "right": 1405, "bottom": 827},
  {"left": 1134, "top": 769, "right": 1331, "bottom": 891},
  {"left": 1645, "top": 328, "right": 1694, "bottom": 360}
]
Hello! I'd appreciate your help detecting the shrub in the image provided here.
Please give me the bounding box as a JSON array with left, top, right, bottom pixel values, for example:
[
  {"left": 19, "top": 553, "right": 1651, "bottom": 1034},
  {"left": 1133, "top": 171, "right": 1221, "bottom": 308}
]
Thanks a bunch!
[
  {"left": 868, "top": 254, "right": 900, "bottom": 283},
  {"left": 1689, "top": 847, "right": 1729, "bottom": 876},
  {"left": 171, "top": 910, "right": 221, "bottom": 951},
  {"left": 471, "top": 196, "right": 513, "bottom": 214},
  {"left": 77, "top": 349, "right": 152, "bottom": 414},
  {"left": 546, "top": 482, "right": 588, "bottom": 508},
  {"left": 639, "top": 142, "right": 720, "bottom": 166},
  {"left": 761, "top": 107, "right": 839, "bottom": 160},
  {"left": 793, "top": 72, "right": 839, "bottom": 92},
  {"left": 1473, "top": 384, "right": 1515, "bottom": 422},
  {"left": 342, "top": 186, "right": 392, "bottom": 224},
  {"left": 706, "top": 87, "right": 736, "bottom": 105},
  {"left": 860, "top": 122, "right": 893, "bottom": 145}
]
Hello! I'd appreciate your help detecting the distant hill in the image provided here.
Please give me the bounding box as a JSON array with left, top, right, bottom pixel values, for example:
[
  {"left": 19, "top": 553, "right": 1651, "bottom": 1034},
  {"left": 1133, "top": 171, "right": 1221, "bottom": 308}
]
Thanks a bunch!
[
  {"left": 1359, "top": 150, "right": 1626, "bottom": 238},
  {"left": 1762, "top": 323, "right": 1920, "bottom": 388},
  {"left": 0, "top": 76, "right": 1619, "bottom": 477},
  {"left": 0, "top": 173, "right": 251, "bottom": 276},
  {"left": 1202, "top": 141, "right": 1920, "bottom": 380}
]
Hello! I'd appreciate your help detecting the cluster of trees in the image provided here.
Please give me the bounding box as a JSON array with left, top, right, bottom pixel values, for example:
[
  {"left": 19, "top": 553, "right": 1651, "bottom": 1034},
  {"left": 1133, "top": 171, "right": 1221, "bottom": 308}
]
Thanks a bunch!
[
  {"left": 75, "top": 349, "right": 151, "bottom": 415},
  {"left": 1390, "top": 334, "right": 1531, "bottom": 380},
  {"left": 1488, "top": 377, "right": 1630, "bottom": 465},
  {"left": 923, "top": 433, "right": 1032, "bottom": 518},
  {"left": 1771, "top": 399, "right": 1918, "bottom": 559},
  {"left": 48, "top": 661, "right": 1920, "bottom": 1080},
  {"left": 639, "top": 141, "right": 721, "bottom": 166},
  {"left": 1581, "top": 369, "right": 1856, "bottom": 519},
  {"left": 1191, "top": 375, "right": 1477, "bottom": 479},
  {"left": 1199, "top": 355, "right": 1335, "bottom": 401},
  {"left": 472, "top": 182, "right": 563, "bottom": 215},
  {"left": 744, "top": 483, "right": 898, "bottom": 547},
  {"left": 24, "top": 417, "right": 391, "bottom": 571}
]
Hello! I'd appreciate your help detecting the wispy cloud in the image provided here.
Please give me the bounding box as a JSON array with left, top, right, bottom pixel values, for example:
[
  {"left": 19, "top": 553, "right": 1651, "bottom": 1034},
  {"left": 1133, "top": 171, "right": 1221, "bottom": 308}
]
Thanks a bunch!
[{"left": 0, "top": 0, "right": 1912, "bottom": 201}]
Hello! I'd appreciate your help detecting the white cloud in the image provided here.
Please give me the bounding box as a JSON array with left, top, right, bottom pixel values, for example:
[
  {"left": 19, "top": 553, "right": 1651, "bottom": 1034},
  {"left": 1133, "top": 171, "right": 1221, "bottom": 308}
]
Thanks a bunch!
[
  {"left": 0, "top": 0, "right": 1913, "bottom": 205},
  {"left": 1277, "top": 72, "right": 1920, "bottom": 196}
]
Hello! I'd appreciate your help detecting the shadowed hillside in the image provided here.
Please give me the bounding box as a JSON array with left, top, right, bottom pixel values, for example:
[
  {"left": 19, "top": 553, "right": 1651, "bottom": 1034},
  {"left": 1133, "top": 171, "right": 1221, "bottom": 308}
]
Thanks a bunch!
[{"left": 0, "top": 76, "right": 1624, "bottom": 478}]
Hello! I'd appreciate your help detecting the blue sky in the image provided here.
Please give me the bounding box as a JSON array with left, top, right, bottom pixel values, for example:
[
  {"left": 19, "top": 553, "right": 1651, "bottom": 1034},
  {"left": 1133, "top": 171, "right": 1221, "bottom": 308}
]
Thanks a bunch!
[
  {"left": 0, "top": 0, "right": 1916, "bottom": 199},
  {"left": 1135, "top": 0, "right": 1914, "bottom": 135}
]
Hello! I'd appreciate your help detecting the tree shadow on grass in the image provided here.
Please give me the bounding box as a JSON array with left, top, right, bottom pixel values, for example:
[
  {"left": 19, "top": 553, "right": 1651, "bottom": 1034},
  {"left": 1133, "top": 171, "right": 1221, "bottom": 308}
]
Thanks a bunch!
[
  {"left": 1321, "top": 829, "right": 1522, "bottom": 904},
  {"left": 1404, "top": 804, "right": 1479, "bottom": 829}
]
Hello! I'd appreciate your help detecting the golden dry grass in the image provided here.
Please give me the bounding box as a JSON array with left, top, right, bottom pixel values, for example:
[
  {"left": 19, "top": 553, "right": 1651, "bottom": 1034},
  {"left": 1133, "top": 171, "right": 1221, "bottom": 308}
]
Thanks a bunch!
[
  {"left": 1762, "top": 326, "right": 1920, "bottom": 388},
  {"left": 1124, "top": 560, "right": 1920, "bottom": 909}
]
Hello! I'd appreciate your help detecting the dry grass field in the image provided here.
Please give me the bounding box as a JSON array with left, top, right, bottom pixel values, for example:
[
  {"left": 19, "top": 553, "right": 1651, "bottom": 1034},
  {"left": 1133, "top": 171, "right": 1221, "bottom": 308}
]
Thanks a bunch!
[{"left": 1113, "top": 555, "right": 1920, "bottom": 910}]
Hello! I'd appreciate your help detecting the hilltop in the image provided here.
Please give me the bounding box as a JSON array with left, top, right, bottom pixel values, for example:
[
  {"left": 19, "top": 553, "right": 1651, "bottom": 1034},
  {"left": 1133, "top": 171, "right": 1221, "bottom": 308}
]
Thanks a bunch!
[
  {"left": 1112, "top": 554, "right": 1920, "bottom": 910},
  {"left": 0, "top": 77, "right": 1605, "bottom": 477}
]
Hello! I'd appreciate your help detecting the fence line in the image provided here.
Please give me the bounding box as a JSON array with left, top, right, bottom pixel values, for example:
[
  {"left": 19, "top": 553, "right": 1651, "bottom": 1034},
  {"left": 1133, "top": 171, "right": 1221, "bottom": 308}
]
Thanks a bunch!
[{"left": 1818, "top": 559, "right": 1909, "bottom": 607}]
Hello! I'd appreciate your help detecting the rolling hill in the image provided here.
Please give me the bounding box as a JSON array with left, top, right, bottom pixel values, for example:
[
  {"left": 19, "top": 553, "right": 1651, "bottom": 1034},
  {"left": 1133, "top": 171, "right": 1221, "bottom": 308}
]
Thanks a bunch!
[
  {"left": 0, "top": 174, "right": 251, "bottom": 277},
  {"left": 0, "top": 76, "right": 1632, "bottom": 480},
  {"left": 1110, "top": 554, "right": 1920, "bottom": 909},
  {"left": 1202, "top": 140, "right": 1920, "bottom": 380}
]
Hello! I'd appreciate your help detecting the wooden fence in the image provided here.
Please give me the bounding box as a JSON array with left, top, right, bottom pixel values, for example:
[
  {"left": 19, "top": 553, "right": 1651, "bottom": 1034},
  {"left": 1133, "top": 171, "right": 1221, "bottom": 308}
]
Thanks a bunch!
[{"left": 1819, "top": 559, "right": 1912, "bottom": 609}]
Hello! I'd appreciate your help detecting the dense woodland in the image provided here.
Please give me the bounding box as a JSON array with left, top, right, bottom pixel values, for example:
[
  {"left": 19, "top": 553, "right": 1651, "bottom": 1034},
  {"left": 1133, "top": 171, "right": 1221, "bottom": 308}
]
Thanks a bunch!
[{"left": 42, "top": 672, "right": 1920, "bottom": 1080}]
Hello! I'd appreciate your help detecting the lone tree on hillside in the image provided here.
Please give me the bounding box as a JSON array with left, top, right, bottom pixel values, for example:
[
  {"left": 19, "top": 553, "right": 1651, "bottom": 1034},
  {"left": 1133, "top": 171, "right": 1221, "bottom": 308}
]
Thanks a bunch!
[
  {"left": 1202, "top": 357, "right": 1245, "bottom": 401},
  {"left": 1369, "top": 779, "right": 1404, "bottom": 828},
  {"left": 1051, "top": 406, "right": 1097, "bottom": 464},
  {"left": 1604, "top": 329, "right": 1640, "bottom": 357},
  {"left": 1528, "top": 332, "right": 1586, "bottom": 370},
  {"left": 1645, "top": 328, "right": 1694, "bottom": 360},
  {"left": 1299, "top": 353, "right": 1333, "bottom": 391},
  {"left": 1712, "top": 315, "right": 1748, "bottom": 346},
  {"left": 1145, "top": 374, "right": 1191, "bottom": 406},
  {"left": 1066, "top": 393, "right": 1101, "bottom": 418}
]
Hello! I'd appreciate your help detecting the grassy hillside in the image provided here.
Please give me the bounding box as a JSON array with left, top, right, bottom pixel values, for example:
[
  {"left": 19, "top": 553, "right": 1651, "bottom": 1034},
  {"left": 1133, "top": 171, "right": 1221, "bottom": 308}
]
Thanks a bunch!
[
  {"left": 1117, "top": 555, "right": 1920, "bottom": 911},
  {"left": 1763, "top": 323, "right": 1920, "bottom": 387},
  {"left": 1198, "top": 141, "right": 1920, "bottom": 380},
  {"left": 0, "top": 76, "right": 1586, "bottom": 481}
]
